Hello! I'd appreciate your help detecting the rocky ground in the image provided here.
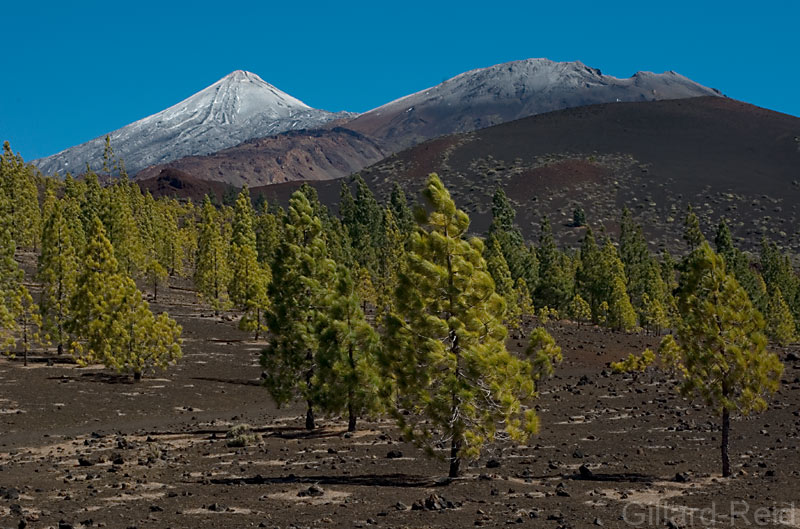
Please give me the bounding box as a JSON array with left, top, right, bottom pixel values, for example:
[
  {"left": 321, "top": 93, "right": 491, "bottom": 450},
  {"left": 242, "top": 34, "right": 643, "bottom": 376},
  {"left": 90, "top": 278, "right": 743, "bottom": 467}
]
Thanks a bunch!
[{"left": 1, "top": 284, "right": 799, "bottom": 529}]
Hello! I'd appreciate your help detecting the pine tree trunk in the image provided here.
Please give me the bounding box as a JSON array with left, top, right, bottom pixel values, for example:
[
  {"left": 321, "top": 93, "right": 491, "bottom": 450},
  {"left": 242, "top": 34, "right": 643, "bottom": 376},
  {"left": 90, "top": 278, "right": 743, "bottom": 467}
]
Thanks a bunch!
[
  {"left": 348, "top": 396, "right": 356, "bottom": 432},
  {"left": 154, "top": 278, "right": 158, "bottom": 302},
  {"left": 23, "top": 325, "right": 28, "bottom": 367},
  {"left": 448, "top": 435, "right": 462, "bottom": 478},
  {"left": 134, "top": 371, "right": 142, "bottom": 381},
  {"left": 347, "top": 342, "right": 357, "bottom": 432},
  {"left": 305, "top": 400, "right": 316, "bottom": 430},
  {"left": 305, "top": 356, "right": 315, "bottom": 430},
  {"left": 721, "top": 407, "right": 731, "bottom": 477},
  {"left": 254, "top": 307, "right": 260, "bottom": 341}
]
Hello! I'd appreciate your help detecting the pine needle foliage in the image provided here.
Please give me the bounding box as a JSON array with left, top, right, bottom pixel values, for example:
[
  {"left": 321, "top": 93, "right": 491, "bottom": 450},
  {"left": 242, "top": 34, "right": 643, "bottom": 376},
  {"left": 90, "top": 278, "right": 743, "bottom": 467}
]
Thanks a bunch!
[{"left": 383, "top": 174, "right": 545, "bottom": 478}]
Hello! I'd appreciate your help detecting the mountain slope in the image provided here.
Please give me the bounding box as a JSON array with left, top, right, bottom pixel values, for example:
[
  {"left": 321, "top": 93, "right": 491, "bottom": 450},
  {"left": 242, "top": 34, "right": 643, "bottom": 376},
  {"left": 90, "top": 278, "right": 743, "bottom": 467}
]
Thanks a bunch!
[
  {"left": 135, "top": 58, "right": 720, "bottom": 187},
  {"left": 34, "top": 71, "right": 352, "bottom": 176},
  {"left": 136, "top": 127, "right": 386, "bottom": 187},
  {"left": 245, "top": 97, "right": 800, "bottom": 253},
  {"left": 345, "top": 58, "right": 721, "bottom": 150}
]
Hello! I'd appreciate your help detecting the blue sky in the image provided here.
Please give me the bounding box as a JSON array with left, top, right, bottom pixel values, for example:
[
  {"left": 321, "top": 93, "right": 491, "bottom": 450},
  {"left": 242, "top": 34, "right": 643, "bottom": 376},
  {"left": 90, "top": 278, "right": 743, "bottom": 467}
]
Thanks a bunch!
[{"left": 2, "top": 0, "right": 798, "bottom": 161}]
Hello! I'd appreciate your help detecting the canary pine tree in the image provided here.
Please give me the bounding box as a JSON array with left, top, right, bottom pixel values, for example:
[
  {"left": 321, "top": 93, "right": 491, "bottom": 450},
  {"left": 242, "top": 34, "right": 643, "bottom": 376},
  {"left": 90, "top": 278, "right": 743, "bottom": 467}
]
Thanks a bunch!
[
  {"left": 376, "top": 207, "right": 405, "bottom": 323},
  {"left": 0, "top": 142, "right": 41, "bottom": 251},
  {"left": 195, "top": 196, "right": 231, "bottom": 314},
  {"left": 261, "top": 191, "right": 336, "bottom": 430},
  {"left": 0, "top": 224, "right": 42, "bottom": 364},
  {"left": 316, "top": 265, "right": 382, "bottom": 432},
  {"left": 383, "top": 174, "right": 545, "bottom": 478},
  {"left": 671, "top": 242, "right": 783, "bottom": 477},
  {"left": 536, "top": 216, "right": 572, "bottom": 310},
  {"left": 229, "top": 188, "right": 270, "bottom": 339},
  {"left": 485, "top": 235, "right": 520, "bottom": 328},
  {"left": 67, "top": 217, "right": 182, "bottom": 379},
  {"left": 765, "top": 286, "right": 796, "bottom": 345},
  {"left": 567, "top": 294, "right": 592, "bottom": 325},
  {"left": 37, "top": 191, "right": 78, "bottom": 354}
]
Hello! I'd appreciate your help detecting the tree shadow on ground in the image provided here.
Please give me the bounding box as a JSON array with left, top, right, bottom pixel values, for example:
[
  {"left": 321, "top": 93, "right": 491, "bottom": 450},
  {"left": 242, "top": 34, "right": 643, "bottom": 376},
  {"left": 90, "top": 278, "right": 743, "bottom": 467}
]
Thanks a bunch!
[
  {"left": 191, "top": 376, "right": 261, "bottom": 387},
  {"left": 209, "top": 473, "right": 450, "bottom": 488},
  {"left": 46, "top": 372, "right": 135, "bottom": 384},
  {"left": 137, "top": 425, "right": 350, "bottom": 440},
  {"left": 5, "top": 354, "right": 76, "bottom": 365},
  {"left": 566, "top": 471, "right": 656, "bottom": 483}
]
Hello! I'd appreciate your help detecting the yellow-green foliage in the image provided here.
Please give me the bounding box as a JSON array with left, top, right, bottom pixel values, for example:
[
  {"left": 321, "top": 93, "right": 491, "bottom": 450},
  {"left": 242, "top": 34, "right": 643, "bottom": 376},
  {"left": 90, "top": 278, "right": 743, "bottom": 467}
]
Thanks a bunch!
[
  {"left": 566, "top": 294, "right": 592, "bottom": 324},
  {"left": 611, "top": 349, "right": 655, "bottom": 373},
  {"left": 537, "top": 306, "right": 558, "bottom": 324},
  {"left": 195, "top": 196, "right": 231, "bottom": 313},
  {"left": 383, "top": 174, "right": 546, "bottom": 478},
  {"left": 526, "top": 326, "right": 563, "bottom": 380},
  {"left": 67, "top": 217, "right": 182, "bottom": 378}
]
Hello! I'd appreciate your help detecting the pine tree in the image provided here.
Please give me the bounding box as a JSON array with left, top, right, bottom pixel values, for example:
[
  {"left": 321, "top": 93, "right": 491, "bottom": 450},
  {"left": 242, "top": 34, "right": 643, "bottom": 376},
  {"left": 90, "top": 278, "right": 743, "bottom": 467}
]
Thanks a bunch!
[
  {"left": 194, "top": 196, "right": 231, "bottom": 314},
  {"left": 229, "top": 187, "right": 270, "bottom": 339},
  {"left": 104, "top": 182, "right": 145, "bottom": 276},
  {"left": 526, "top": 326, "right": 563, "bottom": 380},
  {"left": 0, "top": 225, "right": 43, "bottom": 365},
  {"left": 514, "top": 278, "right": 535, "bottom": 323},
  {"left": 640, "top": 292, "right": 669, "bottom": 335},
  {"left": 619, "top": 207, "right": 653, "bottom": 309},
  {"left": 0, "top": 226, "right": 23, "bottom": 354},
  {"left": 376, "top": 207, "right": 405, "bottom": 323},
  {"left": 670, "top": 242, "right": 783, "bottom": 477},
  {"left": 607, "top": 275, "right": 638, "bottom": 332},
  {"left": 765, "top": 286, "right": 797, "bottom": 345},
  {"left": 354, "top": 264, "right": 378, "bottom": 313},
  {"left": 760, "top": 238, "right": 799, "bottom": 319},
  {"left": 535, "top": 216, "right": 572, "bottom": 310},
  {"left": 67, "top": 217, "right": 182, "bottom": 379},
  {"left": 316, "top": 265, "right": 382, "bottom": 431},
  {"left": 383, "top": 174, "right": 544, "bottom": 478},
  {"left": 255, "top": 200, "right": 282, "bottom": 265},
  {"left": 0, "top": 142, "right": 41, "bottom": 251},
  {"left": 485, "top": 235, "right": 520, "bottom": 329},
  {"left": 714, "top": 219, "right": 735, "bottom": 259},
  {"left": 261, "top": 191, "right": 336, "bottom": 430},
  {"left": 37, "top": 191, "right": 78, "bottom": 354},
  {"left": 566, "top": 294, "right": 592, "bottom": 325},
  {"left": 389, "top": 183, "right": 414, "bottom": 237},
  {"left": 683, "top": 205, "right": 704, "bottom": 252},
  {"left": 14, "top": 286, "right": 43, "bottom": 367},
  {"left": 488, "top": 188, "right": 538, "bottom": 291},
  {"left": 576, "top": 228, "right": 602, "bottom": 317},
  {"left": 572, "top": 205, "right": 586, "bottom": 227}
]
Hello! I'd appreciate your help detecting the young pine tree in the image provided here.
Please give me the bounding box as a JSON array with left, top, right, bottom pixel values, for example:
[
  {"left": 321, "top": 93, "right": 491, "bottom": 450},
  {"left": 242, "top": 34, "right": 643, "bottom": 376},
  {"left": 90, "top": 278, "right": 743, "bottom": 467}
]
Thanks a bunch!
[
  {"left": 315, "top": 265, "right": 382, "bottom": 432},
  {"left": 566, "top": 294, "right": 592, "bottom": 325},
  {"left": 670, "top": 242, "right": 783, "bottom": 477},
  {"left": 37, "top": 191, "right": 78, "bottom": 355},
  {"left": 261, "top": 191, "right": 336, "bottom": 430},
  {"left": 383, "top": 174, "right": 544, "bottom": 478},
  {"left": 765, "top": 286, "right": 797, "bottom": 346},
  {"left": 67, "top": 217, "right": 182, "bottom": 379},
  {"left": 229, "top": 187, "right": 270, "bottom": 339},
  {"left": 485, "top": 235, "right": 520, "bottom": 329},
  {"left": 194, "top": 196, "right": 231, "bottom": 314}
]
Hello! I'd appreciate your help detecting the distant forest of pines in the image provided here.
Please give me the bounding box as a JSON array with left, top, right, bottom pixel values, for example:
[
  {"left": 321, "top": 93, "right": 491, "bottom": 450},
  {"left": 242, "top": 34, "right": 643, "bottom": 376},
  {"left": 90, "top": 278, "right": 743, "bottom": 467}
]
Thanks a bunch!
[{"left": 0, "top": 140, "right": 787, "bottom": 477}]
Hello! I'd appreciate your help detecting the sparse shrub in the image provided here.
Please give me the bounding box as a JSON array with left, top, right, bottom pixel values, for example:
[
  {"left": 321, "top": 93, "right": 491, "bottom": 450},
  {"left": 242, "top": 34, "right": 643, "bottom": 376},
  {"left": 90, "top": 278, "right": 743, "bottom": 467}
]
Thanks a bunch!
[
  {"left": 226, "top": 424, "right": 258, "bottom": 447},
  {"left": 610, "top": 349, "right": 655, "bottom": 374}
]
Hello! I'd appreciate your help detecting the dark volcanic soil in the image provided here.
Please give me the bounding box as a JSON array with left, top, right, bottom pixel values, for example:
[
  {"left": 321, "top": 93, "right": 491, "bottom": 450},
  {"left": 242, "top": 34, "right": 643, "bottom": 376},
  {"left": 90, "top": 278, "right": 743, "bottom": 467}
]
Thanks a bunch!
[{"left": 1, "top": 283, "right": 799, "bottom": 529}]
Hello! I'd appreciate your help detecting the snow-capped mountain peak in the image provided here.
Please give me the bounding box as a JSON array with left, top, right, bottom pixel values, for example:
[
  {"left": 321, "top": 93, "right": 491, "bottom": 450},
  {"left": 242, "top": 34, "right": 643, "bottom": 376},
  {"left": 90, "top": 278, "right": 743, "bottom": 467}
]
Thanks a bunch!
[{"left": 34, "top": 71, "right": 348, "bottom": 176}]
